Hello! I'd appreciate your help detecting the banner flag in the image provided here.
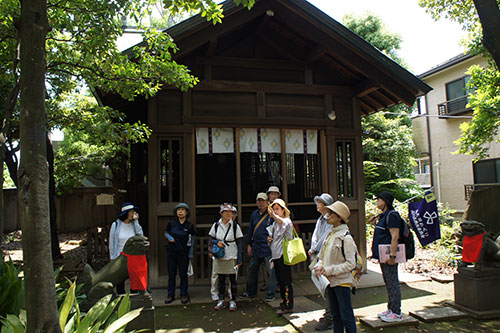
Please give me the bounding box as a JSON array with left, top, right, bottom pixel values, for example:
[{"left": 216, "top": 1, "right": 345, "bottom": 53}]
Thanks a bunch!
[{"left": 408, "top": 192, "right": 441, "bottom": 246}]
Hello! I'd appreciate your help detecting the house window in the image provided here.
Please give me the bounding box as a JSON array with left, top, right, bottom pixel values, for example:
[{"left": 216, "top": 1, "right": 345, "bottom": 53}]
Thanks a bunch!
[
  {"left": 438, "top": 75, "right": 470, "bottom": 115},
  {"left": 412, "top": 95, "right": 427, "bottom": 117},
  {"left": 160, "top": 139, "right": 182, "bottom": 202},
  {"left": 473, "top": 158, "right": 500, "bottom": 184},
  {"left": 336, "top": 141, "right": 354, "bottom": 198}
]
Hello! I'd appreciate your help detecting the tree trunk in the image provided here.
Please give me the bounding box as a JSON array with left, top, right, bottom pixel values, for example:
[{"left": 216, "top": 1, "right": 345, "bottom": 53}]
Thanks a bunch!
[
  {"left": 473, "top": 0, "right": 500, "bottom": 69},
  {"left": 47, "top": 134, "right": 62, "bottom": 260},
  {"left": 18, "top": 0, "right": 61, "bottom": 331}
]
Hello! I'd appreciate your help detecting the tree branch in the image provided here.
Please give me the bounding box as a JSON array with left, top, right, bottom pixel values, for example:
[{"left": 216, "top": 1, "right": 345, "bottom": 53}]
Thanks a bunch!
[{"left": 473, "top": 0, "right": 500, "bottom": 69}]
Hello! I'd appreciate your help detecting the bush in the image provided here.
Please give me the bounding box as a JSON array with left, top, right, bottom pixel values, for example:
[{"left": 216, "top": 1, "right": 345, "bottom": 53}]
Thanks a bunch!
[{"left": 0, "top": 257, "right": 25, "bottom": 318}]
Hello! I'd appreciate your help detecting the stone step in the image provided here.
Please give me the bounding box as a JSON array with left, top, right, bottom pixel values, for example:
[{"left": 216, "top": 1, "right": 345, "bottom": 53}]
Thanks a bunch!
[
  {"left": 409, "top": 306, "right": 469, "bottom": 323},
  {"left": 359, "top": 314, "right": 419, "bottom": 329}
]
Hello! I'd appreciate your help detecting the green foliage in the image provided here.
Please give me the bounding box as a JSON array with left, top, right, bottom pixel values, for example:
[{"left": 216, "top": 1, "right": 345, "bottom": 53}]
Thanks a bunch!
[
  {"left": 1, "top": 279, "right": 142, "bottom": 333},
  {"left": 0, "top": 259, "right": 25, "bottom": 319},
  {"left": 343, "top": 13, "right": 419, "bottom": 199},
  {"left": 455, "top": 64, "right": 500, "bottom": 159},
  {"left": 3, "top": 163, "right": 15, "bottom": 189},
  {"left": 342, "top": 13, "right": 405, "bottom": 66},
  {"left": 53, "top": 91, "right": 152, "bottom": 194}
]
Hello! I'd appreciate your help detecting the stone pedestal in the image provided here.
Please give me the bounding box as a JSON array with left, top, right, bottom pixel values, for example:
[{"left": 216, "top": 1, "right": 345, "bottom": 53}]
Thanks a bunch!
[
  {"left": 127, "top": 294, "right": 156, "bottom": 332},
  {"left": 454, "top": 266, "right": 500, "bottom": 318}
]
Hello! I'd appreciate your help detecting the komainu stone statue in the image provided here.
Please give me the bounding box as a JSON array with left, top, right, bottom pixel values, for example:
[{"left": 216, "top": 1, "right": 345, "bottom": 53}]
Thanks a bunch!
[
  {"left": 80, "top": 235, "right": 150, "bottom": 309},
  {"left": 460, "top": 220, "right": 500, "bottom": 270}
]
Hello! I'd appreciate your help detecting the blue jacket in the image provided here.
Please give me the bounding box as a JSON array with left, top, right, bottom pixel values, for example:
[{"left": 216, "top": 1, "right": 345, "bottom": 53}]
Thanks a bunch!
[
  {"left": 246, "top": 209, "right": 273, "bottom": 258},
  {"left": 164, "top": 218, "right": 195, "bottom": 258}
]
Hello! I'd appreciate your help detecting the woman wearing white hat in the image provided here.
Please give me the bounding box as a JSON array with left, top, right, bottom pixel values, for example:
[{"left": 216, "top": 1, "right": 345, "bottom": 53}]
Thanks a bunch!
[
  {"left": 208, "top": 203, "right": 243, "bottom": 311},
  {"left": 314, "top": 201, "right": 357, "bottom": 333}
]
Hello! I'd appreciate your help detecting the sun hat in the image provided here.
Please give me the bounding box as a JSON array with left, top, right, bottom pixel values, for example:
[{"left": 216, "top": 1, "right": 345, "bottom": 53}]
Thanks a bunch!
[
  {"left": 220, "top": 203, "right": 234, "bottom": 214},
  {"left": 266, "top": 186, "right": 281, "bottom": 196},
  {"left": 326, "top": 201, "right": 350, "bottom": 223},
  {"left": 119, "top": 202, "right": 139, "bottom": 218},
  {"left": 314, "top": 193, "right": 334, "bottom": 206},
  {"left": 256, "top": 192, "right": 268, "bottom": 201},
  {"left": 173, "top": 202, "right": 190, "bottom": 216},
  {"left": 376, "top": 191, "right": 395, "bottom": 209},
  {"left": 270, "top": 198, "right": 290, "bottom": 218}
]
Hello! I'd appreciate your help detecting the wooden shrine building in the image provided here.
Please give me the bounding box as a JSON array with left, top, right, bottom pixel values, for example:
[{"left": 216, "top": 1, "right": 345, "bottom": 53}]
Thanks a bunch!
[{"left": 96, "top": 0, "right": 431, "bottom": 287}]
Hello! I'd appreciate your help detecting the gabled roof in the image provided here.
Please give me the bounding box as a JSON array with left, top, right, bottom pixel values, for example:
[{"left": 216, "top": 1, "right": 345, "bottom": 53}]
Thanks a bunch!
[
  {"left": 418, "top": 53, "right": 475, "bottom": 79},
  {"left": 123, "top": 0, "right": 431, "bottom": 115}
]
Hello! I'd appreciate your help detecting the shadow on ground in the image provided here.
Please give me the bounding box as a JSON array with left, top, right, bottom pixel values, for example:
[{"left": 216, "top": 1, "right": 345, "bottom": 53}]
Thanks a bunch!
[{"left": 155, "top": 299, "right": 288, "bottom": 332}]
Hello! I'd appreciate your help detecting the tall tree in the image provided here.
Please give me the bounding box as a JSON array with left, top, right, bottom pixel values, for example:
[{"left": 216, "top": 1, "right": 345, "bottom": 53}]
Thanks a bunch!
[
  {"left": 419, "top": 0, "right": 500, "bottom": 157},
  {"left": 343, "top": 13, "right": 419, "bottom": 200},
  {"left": 10, "top": 0, "right": 255, "bottom": 330},
  {"left": 18, "top": 0, "right": 61, "bottom": 330}
]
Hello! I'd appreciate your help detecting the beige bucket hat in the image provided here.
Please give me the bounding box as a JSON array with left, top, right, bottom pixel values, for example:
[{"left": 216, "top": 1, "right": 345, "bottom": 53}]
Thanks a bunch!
[{"left": 326, "top": 201, "right": 350, "bottom": 223}]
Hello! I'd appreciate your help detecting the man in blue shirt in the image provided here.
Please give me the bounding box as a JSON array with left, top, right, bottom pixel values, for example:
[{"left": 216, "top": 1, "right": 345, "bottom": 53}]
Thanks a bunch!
[{"left": 240, "top": 192, "right": 276, "bottom": 302}]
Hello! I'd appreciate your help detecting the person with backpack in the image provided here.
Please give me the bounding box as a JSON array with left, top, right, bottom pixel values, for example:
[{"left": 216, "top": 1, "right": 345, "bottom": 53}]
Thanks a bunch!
[
  {"left": 369, "top": 190, "right": 404, "bottom": 322},
  {"left": 314, "top": 200, "right": 357, "bottom": 333},
  {"left": 164, "top": 203, "right": 195, "bottom": 305},
  {"left": 208, "top": 203, "right": 243, "bottom": 311}
]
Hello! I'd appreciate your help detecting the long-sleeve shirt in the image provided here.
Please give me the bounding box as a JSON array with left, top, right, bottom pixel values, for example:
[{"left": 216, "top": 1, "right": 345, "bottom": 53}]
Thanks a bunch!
[
  {"left": 270, "top": 217, "right": 293, "bottom": 260},
  {"left": 246, "top": 209, "right": 273, "bottom": 258},
  {"left": 164, "top": 218, "right": 196, "bottom": 258},
  {"left": 109, "top": 219, "right": 144, "bottom": 260},
  {"left": 310, "top": 214, "right": 333, "bottom": 256}
]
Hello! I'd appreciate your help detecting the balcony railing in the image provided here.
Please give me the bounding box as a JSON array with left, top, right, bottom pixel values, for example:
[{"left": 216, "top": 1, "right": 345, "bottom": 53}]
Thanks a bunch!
[
  {"left": 464, "top": 183, "right": 500, "bottom": 200},
  {"left": 438, "top": 95, "right": 470, "bottom": 117}
]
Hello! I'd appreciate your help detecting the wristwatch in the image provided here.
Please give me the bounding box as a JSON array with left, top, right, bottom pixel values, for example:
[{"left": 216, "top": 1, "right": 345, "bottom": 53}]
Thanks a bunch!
[{"left": 389, "top": 255, "right": 396, "bottom": 259}]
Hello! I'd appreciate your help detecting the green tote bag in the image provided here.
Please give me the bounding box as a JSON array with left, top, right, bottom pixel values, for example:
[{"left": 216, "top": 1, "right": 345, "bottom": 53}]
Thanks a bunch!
[{"left": 282, "top": 228, "right": 307, "bottom": 265}]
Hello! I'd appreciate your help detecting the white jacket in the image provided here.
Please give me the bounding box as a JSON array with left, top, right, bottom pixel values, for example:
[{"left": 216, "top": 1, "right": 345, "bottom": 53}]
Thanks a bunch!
[{"left": 315, "top": 224, "right": 356, "bottom": 287}]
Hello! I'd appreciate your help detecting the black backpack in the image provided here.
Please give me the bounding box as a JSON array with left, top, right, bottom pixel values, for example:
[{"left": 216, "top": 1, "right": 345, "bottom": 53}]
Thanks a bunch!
[{"left": 386, "top": 211, "right": 415, "bottom": 260}]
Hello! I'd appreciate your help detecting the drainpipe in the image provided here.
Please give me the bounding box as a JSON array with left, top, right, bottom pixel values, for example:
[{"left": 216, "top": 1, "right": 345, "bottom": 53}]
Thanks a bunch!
[{"left": 434, "top": 161, "right": 441, "bottom": 202}]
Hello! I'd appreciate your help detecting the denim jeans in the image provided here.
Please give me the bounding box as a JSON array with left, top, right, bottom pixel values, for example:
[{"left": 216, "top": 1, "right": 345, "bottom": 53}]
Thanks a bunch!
[
  {"left": 245, "top": 255, "right": 276, "bottom": 297},
  {"left": 327, "top": 286, "right": 357, "bottom": 333}
]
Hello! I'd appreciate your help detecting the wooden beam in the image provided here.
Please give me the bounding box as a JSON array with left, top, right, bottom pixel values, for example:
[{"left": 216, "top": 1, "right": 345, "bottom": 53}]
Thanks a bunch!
[
  {"left": 372, "top": 89, "right": 398, "bottom": 106},
  {"left": 359, "top": 100, "right": 376, "bottom": 114},
  {"left": 189, "top": 80, "right": 353, "bottom": 96},
  {"left": 201, "top": 56, "right": 307, "bottom": 71},
  {"left": 205, "top": 39, "right": 217, "bottom": 57},
  {"left": 354, "top": 80, "right": 380, "bottom": 97},
  {"left": 306, "top": 45, "right": 327, "bottom": 62},
  {"left": 363, "top": 95, "right": 385, "bottom": 110}
]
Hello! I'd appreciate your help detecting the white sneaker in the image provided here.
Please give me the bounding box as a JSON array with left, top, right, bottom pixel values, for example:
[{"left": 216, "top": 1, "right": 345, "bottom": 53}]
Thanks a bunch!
[
  {"left": 211, "top": 294, "right": 219, "bottom": 301},
  {"left": 378, "top": 309, "right": 392, "bottom": 319},
  {"left": 214, "top": 300, "right": 225, "bottom": 310},
  {"left": 229, "top": 300, "right": 237, "bottom": 311},
  {"left": 381, "top": 312, "right": 404, "bottom": 322}
]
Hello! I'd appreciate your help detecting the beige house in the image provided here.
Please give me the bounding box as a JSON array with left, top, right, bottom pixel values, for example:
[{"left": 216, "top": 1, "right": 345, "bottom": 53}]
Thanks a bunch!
[{"left": 412, "top": 53, "right": 500, "bottom": 214}]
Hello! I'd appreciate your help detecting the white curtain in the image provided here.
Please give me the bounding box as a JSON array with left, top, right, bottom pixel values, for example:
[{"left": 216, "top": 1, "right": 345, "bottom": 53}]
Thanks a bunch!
[{"left": 196, "top": 128, "right": 317, "bottom": 154}]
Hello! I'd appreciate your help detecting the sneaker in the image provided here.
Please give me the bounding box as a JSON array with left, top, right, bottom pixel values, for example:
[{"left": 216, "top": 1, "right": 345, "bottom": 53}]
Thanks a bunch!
[
  {"left": 265, "top": 295, "right": 276, "bottom": 302},
  {"left": 229, "top": 300, "right": 237, "bottom": 311},
  {"left": 381, "top": 312, "right": 404, "bottom": 322},
  {"left": 214, "top": 300, "right": 225, "bottom": 310},
  {"left": 211, "top": 294, "right": 219, "bottom": 301},
  {"left": 164, "top": 296, "right": 175, "bottom": 304},
  {"left": 314, "top": 317, "right": 333, "bottom": 331},
  {"left": 378, "top": 309, "right": 392, "bottom": 319},
  {"left": 239, "top": 292, "right": 255, "bottom": 299},
  {"left": 181, "top": 295, "right": 190, "bottom": 305}
]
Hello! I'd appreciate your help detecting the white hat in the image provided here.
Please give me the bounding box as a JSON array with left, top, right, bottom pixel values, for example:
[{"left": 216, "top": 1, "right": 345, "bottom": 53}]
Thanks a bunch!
[
  {"left": 256, "top": 192, "right": 268, "bottom": 201},
  {"left": 266, "top": 186, "right": 281, "bottom": 195},
  {"left": 270, "top": 199, "right": 290, "bottom": 218}
]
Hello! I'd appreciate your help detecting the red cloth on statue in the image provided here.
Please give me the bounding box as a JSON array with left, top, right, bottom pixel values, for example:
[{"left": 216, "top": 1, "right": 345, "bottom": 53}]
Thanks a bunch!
[
  {"left": 120, "top": 252, "right": 148, "bottom": 290},
  {"left": 462, "top": 232, "right": 486, "bottom": 263}
]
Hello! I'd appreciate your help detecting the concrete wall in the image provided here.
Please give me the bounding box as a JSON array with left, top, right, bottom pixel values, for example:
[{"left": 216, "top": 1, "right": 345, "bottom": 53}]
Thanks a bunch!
[
  {"left": 3, "top": 187, "right": 119, "bottom": 233},
  {"left": 414, "top": 56, "right": 500, "bottom": 213}
]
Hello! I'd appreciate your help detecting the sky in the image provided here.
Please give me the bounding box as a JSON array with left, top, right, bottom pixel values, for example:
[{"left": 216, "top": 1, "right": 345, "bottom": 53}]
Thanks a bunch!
[{"left": 307, "top": 0, "right": 466, "bottom": 75}]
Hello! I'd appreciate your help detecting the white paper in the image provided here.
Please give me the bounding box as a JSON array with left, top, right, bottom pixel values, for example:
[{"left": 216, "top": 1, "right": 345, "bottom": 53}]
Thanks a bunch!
[
  {"left": 187, "top": 260, "right": 194, "bottom": 276},
  {"left": 311, "top": 270, "right": 330, "bottom": 299},
  {"left": 266, "top": 225, "right": 273, "bottom": 237},
  {"left": 378, "top": 244, "right": 406, "bottom": 263}
]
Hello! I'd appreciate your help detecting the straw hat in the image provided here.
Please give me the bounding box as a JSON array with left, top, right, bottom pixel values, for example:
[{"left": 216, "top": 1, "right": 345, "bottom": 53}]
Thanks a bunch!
[
  {"left": 270, "top": 198, "right": 290, "bottom": 218},
  {"left": 326, "top": 201, "right": 350, "bottom": 223}
]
